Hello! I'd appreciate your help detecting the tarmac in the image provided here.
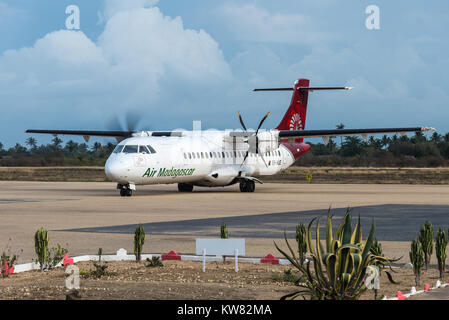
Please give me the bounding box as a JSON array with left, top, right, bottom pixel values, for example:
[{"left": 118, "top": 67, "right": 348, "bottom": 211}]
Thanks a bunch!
[
  {"left": 1, "top": 181, "right": 449, "bottom": 263},
  {"left": 2, "top": 181, "right": 449, "bottom": 299}
]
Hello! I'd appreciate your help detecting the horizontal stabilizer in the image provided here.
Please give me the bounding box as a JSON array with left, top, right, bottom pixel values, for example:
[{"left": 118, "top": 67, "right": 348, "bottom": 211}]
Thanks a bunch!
[{"left": 254, "top": 87, "right": 352, "bottom": 92}]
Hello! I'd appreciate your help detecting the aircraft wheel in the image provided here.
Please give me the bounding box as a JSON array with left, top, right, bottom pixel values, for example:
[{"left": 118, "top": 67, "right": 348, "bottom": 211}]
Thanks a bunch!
[
  {"left": 126, "top": 189, "right": 133, "bottom": 197},
  {"left": 239, "top": 180, "right": 247, "bottom": 192},
  {"left": 178, "top": 183, "right": 193, "bottom": 192},
  {"left": 120, "top": 188, "right": 127, "bottom": 197},
  {"left": 247, "top": 180, "right": 255, "bottom": 192}
]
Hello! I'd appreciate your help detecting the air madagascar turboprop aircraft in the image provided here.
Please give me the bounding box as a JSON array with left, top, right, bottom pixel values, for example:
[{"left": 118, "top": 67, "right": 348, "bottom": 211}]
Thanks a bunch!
[{"left": 26, "top": 78, "right": 435, "bottom": 197}]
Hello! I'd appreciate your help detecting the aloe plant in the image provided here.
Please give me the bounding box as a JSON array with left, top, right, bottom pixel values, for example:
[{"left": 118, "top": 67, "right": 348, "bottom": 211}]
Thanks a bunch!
[
  {"left": 296, "top": 223, "right": 307, "bottom": 265},
  {"left": 419, "top": 221, "right": 434, "bottom": 270},
  {"left": 134, "top": 224, "right": 145, "bottom": 262},
  {"left": 410, "top": 237, "right": 424, "bottom": 286},
  {"left": 435, "top": 228, "right": 447, "bottom": 280},
  {"left": 370, "top": 238, "right": 385, "bottom": 267},
  {"left": 275, "top": 209, "right": 396, "bottom": 300}
]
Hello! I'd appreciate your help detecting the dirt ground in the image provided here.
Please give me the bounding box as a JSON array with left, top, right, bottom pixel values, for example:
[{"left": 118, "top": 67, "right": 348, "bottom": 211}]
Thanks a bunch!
[
  {"left": 0, "top": 260, "right": 445, "bottom": 300},
  {"left": 1, "top": 166, "right": 449, "bottom": 184}
]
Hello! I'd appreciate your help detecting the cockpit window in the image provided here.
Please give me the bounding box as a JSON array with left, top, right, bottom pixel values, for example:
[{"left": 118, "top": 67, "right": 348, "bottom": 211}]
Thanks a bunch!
[
  {"left": 138, "top": 145, "right": 150, "bottom": 154},
  {"left": 122, "top": 145, "right": 138, "bottom": 153},
  {"left": 113, "top": 144, "right": 124, "bottom": 153},
  {"left": 147, "top": 145, "right": 156, "bottom": 153}
]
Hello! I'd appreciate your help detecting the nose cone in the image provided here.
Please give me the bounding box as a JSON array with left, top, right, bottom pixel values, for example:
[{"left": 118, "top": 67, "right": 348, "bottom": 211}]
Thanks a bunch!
[{"left": 105, "top": 157, "right": 125, "bottom": 181}]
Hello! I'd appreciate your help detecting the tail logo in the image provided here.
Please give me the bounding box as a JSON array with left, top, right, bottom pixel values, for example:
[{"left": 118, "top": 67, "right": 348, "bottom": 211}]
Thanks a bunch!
[{"left": 289, "top": 113, "right": 302, "bottom": 130}]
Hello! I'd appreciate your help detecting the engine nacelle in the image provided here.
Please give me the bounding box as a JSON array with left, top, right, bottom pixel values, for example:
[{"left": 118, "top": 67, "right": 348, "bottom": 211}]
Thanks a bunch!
[{"left": 248, "top": 131, "right": 279, "bottom": 154}]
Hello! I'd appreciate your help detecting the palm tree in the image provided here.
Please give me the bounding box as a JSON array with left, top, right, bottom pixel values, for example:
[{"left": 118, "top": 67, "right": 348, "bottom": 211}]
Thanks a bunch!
[
  {"left": 25, "top": 137, "right": 37, "bottom": 152},
  {"left": 336, "top": 123, "right": 345, "bottom": 145},
  {"left": 65, "top": 140, "right": 78, "bottom": 154},
  {"left": 52, "top": 137, "right": 63, "bottom": 151},
  {"left": 92, "top": 142, "right": 102, "bottom": 156}
]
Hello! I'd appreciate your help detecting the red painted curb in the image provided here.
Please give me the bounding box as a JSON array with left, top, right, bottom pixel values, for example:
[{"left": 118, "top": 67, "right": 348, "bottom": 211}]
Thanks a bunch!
[
  {"left": 62, "top": 254, "right": 74, "bottom": 266},
  {"left": 396, "top": 291, "right": 406, "bottom": 300},
  {"left": 162, "top": 250, "right": 181, "bottom": 261},
  {"left": 1, "top": 261, "right": 14, "bottom": 276},
  {"left": 260, "top": 254, "right": 279, "bottom": 265}
]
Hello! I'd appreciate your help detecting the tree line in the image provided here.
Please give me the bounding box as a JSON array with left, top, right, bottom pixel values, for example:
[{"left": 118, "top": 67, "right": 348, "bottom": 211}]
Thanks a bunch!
[
  {"left": 1, "top": 125, "right": 449, "bottom": 167},
  {"left": 297, "top": 124, "right": 449, "bottom": 167},
  {"left": 0, "top": 137, "right": 115, "bottom": 166}
]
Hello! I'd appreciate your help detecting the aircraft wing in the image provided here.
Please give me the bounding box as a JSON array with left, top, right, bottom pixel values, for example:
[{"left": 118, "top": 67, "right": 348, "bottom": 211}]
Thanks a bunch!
[
  {"left": 278, "top": 127, "right": 435, "bottom": 143},
  {"left": 25, "top": 129, "right": 181, "bottom": 142}
]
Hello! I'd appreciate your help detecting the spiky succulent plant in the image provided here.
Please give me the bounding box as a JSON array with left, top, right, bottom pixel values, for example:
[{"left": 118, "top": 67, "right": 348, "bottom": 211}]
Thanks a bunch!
[{"left": 275, "top": 209, "right": 397, "bottom": 300}]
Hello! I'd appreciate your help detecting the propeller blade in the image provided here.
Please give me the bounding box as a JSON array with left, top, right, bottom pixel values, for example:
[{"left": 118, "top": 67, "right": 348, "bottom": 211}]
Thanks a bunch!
[
  {"left": 256, "top": 112, "right": 271, "bottom": 134},
  {"left": 106, "top": 114, "right": 124, "bottom": 131},
  {"left": 125, "top": 110, "right": 142, "bottom": 132},
  {"left": 240, "top": 150, "right": 249, "bottom": 167},
  {"left": 238, "top": 111, "right": 247, "bottom": 131}
]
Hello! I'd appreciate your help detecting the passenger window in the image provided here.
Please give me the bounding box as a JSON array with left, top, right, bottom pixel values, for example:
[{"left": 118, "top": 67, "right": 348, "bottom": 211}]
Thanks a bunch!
[
  {"left": 113, "top": 144, "right": 124, "bottom": 153},
  {"left": 122, "top": 145, "right": 138, "bottom": 153},
  {"left": 188, "top": 153, "right": 192, "bottom": 159}
]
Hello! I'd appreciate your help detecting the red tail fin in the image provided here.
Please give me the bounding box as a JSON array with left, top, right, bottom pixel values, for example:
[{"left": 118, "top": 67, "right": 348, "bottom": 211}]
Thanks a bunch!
[{"left": 275, "top": 79, "right": 309, "bottom": 143}]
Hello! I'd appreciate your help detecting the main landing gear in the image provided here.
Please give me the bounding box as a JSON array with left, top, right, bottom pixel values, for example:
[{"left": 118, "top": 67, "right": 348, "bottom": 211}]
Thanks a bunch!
[
  {"left": 118, "top": 184, "right": 134, "bottom": 197},
  {"left": 178, "top": 183, "right": 194, "bottom": 192},
  {"left": 239, "top": 179, "right": 255, "bottom": 192}
]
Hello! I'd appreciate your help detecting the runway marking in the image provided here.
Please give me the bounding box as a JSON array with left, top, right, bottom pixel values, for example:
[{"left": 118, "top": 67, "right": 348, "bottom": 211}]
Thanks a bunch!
[{"left": 59, "top": 204, "right": 449, "bottom": 241}]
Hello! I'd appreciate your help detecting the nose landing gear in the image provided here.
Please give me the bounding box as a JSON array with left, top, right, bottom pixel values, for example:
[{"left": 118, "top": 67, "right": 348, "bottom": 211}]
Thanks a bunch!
[{"left": 117, "top": 183, "right": 135, "bottom": 197}]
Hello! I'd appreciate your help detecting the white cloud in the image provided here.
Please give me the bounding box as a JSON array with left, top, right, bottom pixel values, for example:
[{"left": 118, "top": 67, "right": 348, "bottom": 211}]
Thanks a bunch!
[
  {"left": 217, "top": 4, "right": 329, "bottom": 44},
  {"left": 0, "top": 5, "right": 232, "bottom": 140},
  {"left": 101, "top": 0, "right": 159, "bottom": 21}
]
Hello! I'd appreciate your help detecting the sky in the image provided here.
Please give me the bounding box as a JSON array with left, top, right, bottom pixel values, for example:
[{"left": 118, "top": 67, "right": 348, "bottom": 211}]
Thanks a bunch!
[{"left": 0, "top": 0, "right": 448, "bottom": 147}]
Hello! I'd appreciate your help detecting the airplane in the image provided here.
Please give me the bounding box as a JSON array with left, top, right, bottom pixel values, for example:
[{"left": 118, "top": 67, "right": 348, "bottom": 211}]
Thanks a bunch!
[{"left": 26, "top": 78, "right": 435, "bottom": 196}]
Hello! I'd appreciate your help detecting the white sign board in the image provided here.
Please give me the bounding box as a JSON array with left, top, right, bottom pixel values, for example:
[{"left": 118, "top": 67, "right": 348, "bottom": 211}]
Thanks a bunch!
[{"left": 195, "top": 239, "right": 245, "bottom": 256}]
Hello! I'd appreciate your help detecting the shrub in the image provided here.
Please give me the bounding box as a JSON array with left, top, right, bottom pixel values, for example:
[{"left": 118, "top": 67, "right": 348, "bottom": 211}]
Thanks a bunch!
[
  {"left": 275, "top": 209, "right": 396, "bottom": 300},
  {"left": 134, "top": 224, "right": 146, "bottom": 262},
  {"left": 34, "top": 228, "right": 68, "bottom": 271},
  {"left": 220, "top": 222, "right": 229, "bottom": 239},
  {"left": 419, "top": 221, "right": 434, "bottom": 270},
  {"left": 146, "top": 256, "right": 163, "bottom": 268},
  {"left": 1, "top": 239, "right": 22, "bottom": 278},
  {"left": 436, "top": 228, "right": 448, "bottom": 280},
  {"left": 91, "top": 263, "right": 108, "bottom": 278},
  {"left": 410, "top": 237, "right": 424, "bottom": 286}
]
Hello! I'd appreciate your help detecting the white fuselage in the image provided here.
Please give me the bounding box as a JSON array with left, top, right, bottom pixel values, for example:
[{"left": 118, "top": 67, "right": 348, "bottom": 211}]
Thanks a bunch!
[{"left": 104, "top": 131, "right": 296, "bottom": 187}]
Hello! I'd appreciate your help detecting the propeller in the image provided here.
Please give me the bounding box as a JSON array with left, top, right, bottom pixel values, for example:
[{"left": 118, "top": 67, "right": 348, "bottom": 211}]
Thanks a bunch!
[
  {"left": 106, "top": 110, "right": 151, "bottom": 133},
  {"left": 238, "top": 111, "right": 271, "bottom": 167}
]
